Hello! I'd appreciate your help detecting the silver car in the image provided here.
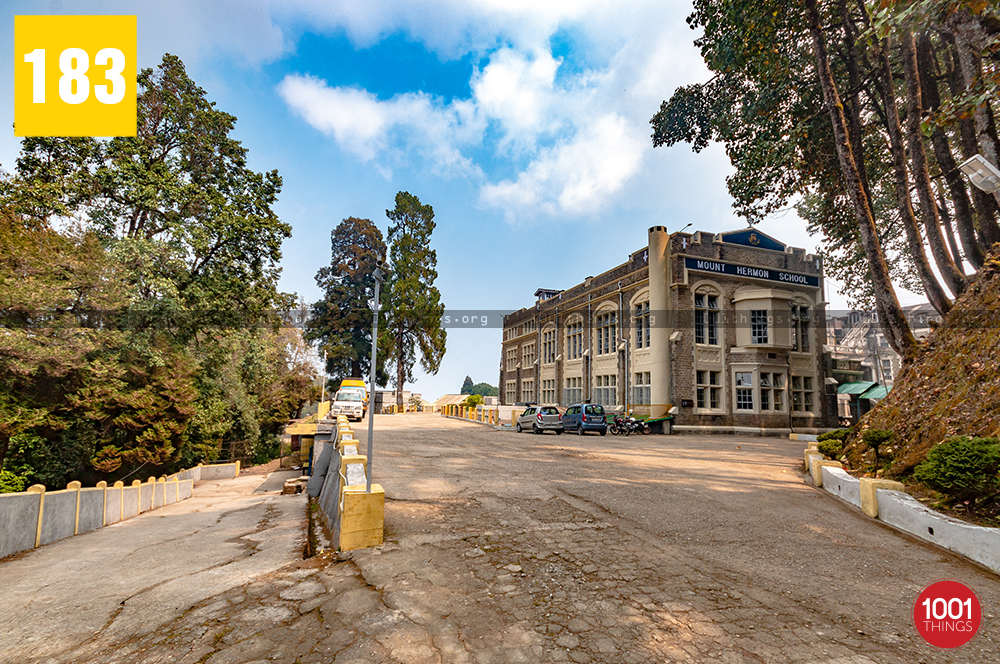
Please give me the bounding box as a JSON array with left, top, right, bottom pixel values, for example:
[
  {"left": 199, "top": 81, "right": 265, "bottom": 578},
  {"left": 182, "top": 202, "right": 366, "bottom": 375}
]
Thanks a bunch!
[{"left": 516, "top": 405, "right": 563, "bottom": 434}]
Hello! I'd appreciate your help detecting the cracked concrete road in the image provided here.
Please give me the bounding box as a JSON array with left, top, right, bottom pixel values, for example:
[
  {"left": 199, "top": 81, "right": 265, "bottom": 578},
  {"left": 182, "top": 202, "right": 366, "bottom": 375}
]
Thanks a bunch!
[
  {"left": 0, "top": 473, "right": 306, "bottom": 664},
  {"left": 4, "top": 414, "right": 1000, "bottom": 664}
]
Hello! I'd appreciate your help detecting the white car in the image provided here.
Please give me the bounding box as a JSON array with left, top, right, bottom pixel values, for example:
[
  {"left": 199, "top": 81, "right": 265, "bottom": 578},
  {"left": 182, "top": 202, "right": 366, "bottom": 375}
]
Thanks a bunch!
[{"left": 330, "top": 391, "right": 364, "bottom": 421}]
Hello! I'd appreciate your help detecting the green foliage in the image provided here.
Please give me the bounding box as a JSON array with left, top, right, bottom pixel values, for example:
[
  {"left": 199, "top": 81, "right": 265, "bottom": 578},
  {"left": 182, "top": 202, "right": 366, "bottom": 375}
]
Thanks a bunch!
[
  {"left": 381, "top": 192, "right": 447, "bottom": 404},
  {"left": 462, "top": 394, "right": 484, "bottom": 409},
  {"left": 913, "top": 436, "right": 1000, "bottom": 503},
  {"left": 0, "top": 470, "right": 28, "bottom": 493},
  {"left": 0, "top": 54, "right": 314, "bottom": 485},
  {"left": 817, "top": 429, "right": 852, "bottom": 443},
  {"left": 306, "top": 217, "right": 388, "bottom": 383},
  {"left": 817, "top": 439, "right": 844, "bottom": 459},
  {"left": 862, "top": 429, "right": 893, "bottom": 450},
  {"left": 469, "top": 382, "right": 499, "bottom": 397},
  {"left": 460, "top": 376, "right": 474, "bottom": 394}
]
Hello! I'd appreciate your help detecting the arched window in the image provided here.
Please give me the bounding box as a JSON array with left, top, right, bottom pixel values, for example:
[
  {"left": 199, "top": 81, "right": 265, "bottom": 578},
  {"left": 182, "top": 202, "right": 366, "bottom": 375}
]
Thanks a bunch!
[
  {"left": 595, "top": 307, "right": 617, "bottom": 355},
  {"left": 541, "top": 325, "right": 557, "bottom": 364},
  {"left": 566, "top": 316, "right": 584, "bottom": 360},
  {"left": 694, "top": 286, "right": 720, "bottom": 346}
]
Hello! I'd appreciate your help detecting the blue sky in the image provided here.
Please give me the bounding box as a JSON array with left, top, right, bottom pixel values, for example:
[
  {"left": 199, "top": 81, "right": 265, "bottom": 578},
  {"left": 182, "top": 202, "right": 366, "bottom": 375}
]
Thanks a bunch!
[{"left": 2, "top": 1, "right": 925, "bottom": 400}]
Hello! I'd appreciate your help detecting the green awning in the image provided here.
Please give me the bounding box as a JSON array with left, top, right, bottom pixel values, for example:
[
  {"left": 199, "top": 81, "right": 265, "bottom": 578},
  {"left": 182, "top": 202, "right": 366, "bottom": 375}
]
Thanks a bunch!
[
  {"left": 837, "top": 381, "right": 878, "bottom": 395},
  {"left": 859, "top": 385, "right": 889, "bottom": 400}
]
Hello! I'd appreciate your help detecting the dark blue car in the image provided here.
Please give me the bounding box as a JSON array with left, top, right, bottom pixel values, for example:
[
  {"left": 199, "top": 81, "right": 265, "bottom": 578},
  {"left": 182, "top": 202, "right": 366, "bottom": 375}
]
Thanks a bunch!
[{"left": 562, "top": 403, "right": 607, "bottom": 435}]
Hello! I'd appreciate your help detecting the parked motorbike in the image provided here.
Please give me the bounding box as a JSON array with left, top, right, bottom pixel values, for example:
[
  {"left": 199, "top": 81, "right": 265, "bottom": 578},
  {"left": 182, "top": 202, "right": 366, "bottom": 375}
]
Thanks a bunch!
[
  {"left": 609, "top": 414, "right": 628, "bottom": 436},
  {"left": 625, "top": 416, "right": 652, "bottom": 435}
]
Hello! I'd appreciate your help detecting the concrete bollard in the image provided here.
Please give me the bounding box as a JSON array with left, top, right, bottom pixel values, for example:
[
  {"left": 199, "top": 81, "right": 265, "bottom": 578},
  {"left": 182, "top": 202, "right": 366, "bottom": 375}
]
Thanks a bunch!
[
  {"left": 859, "top": 477, "right": 905, "bottom": 518},
  {"left": 809, "top": 457, "right": 842, "bottom": 487},
  {"left": 27, "top": 484, "right": 46, "bottom": 548},
  {"left": 340, "top": 484, "right": 385, "bottom": 551}
]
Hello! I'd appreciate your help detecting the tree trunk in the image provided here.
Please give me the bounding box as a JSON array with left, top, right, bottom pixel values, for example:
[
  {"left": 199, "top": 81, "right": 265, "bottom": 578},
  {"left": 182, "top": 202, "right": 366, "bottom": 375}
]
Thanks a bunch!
[
  {"left": 917, "top": 33, "right": 985, "bottom": 268},
  {"left": 901, "top": 30, "right": 966, "bottom": 298},
  {"left": 806, "top": 0, "right": 917, "bottom": 357},
  {"left": 935, "top": 182, "right": 965, "bottom": 276},
  {"left": 396, "top": 329, "right": 405, "bottom": 408},
  {"left": 949, "top": 11, "right": 1000, "bottom": 212},
  {"left": 869, "top": 27, "right": 953, "bottom": 315},
  {"left": 944, "top": 36, "right": 1000, "bottom": 247}
]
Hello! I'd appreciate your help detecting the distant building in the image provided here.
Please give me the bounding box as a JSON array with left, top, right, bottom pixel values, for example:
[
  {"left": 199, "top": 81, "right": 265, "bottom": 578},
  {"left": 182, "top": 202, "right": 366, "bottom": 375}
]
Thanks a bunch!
[{"left": 500, "top": 227, "right": 839, "bottom": 435}]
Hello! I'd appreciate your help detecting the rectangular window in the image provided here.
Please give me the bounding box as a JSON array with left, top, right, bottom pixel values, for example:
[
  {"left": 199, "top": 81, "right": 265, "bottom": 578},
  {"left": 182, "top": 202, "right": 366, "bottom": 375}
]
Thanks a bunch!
[
  {"left": 522, "top": 342, "right": 535, "bottom": 367},
  {"left": 542, "top": 328, "right": 557, "bottom": 363},
  {"left": 632, "top": 372, "right": 650, "bottom": 405},
  {"left": 634, "top": 302, "right": 650, "bottom": 349},
  {"left": 567, "top": 321, "right": 584, "bottom": 360},
  {"left": 696, "top": 370, "right": 721, "bottom": 410},
  {"left": 596, "top": 312, "right": 617, "bottom": 355},
  {"left": 563, "top": 376, "right": 583, "bottom": 405},
  {"left": 541, "top": 379, "right": 557, "bottom": 404},
  {"left": 735, "top": 371, "right": 753, "bottom": 410},
  {"left": 520, "top": 379, "right": 534, "bottom": 404},
  {"left": 792, "top": 306, "right": 810, "bottom": 352},
  {"left": 759, "top": 372, "right": 784, "bottom": 411},
  {"left": 594, "top": 374, "right": 617, "bottom": 406},
  {"left": 751, "top": 310, "right": 768, "bottom": 344},
  {"left": 505, "top": 381, "right": 517, "bottom": 405},
  {"left": 505, "top": 347, "right": 518, "bottom": 371},
  {"left": 791, "top": 375, "right": 814, "bottom": 413},
  {"left": 881, "top": 358, "right": 892, "bottom": 381}
]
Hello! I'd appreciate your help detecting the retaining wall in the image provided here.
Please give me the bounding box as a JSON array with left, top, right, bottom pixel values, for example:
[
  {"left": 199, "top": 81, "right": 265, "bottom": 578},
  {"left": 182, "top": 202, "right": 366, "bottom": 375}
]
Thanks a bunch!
[
  {"left": 0, "top": 460, "right": 236, "bottom": 560},
  {"left": 799, "top": 438, "right": 1000, "bottom": 574}
]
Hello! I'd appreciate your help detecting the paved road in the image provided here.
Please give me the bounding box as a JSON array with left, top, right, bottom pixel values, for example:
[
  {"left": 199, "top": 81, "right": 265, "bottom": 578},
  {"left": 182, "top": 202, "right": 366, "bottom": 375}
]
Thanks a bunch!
[
  {"left": 346, "top": 414, "right": 999, "bottom": 664},
  {"left": 0, "top": 473, "right": 306, "bottom": 664},
  {"left": 3, "top": 415, "right": 998, "bottom": 664}
]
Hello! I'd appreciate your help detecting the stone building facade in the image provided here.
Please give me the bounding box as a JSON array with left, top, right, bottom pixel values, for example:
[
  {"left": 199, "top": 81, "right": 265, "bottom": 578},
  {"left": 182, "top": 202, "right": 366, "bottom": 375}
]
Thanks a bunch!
[{"left": 500, "top": 226, "right": 838, "bottom": 435}]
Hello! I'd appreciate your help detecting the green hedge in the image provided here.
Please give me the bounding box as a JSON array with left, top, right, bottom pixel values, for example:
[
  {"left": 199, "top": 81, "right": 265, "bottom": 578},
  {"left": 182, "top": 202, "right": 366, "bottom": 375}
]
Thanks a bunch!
[{"left": 913, "top": 436, "right": 1000, "bottom": 503}]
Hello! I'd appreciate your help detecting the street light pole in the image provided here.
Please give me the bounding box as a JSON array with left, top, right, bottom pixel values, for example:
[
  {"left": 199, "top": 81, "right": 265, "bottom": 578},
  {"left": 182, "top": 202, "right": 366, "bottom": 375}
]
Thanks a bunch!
[
  {"left": 366, "top": 264, "right": 384, "bottom": 494},
  {"left": 319, "top": 350, "right": 327, "bottom": 406}
]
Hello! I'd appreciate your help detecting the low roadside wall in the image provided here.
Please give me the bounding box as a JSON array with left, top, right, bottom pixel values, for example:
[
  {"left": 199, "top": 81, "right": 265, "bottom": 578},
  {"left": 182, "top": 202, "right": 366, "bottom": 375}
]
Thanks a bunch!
[
  {"left": 0, "top": 461, "right": 237, "bottom": 560},
  {"left": 798, "top": 438, "right": 1000, "bottom": 574}
]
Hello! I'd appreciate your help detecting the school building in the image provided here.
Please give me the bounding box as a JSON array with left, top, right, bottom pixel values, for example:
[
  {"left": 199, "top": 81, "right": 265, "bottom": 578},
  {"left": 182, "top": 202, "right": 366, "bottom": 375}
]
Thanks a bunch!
[{"left": 499, "top": 226, "right": 839, "bottom": 435}]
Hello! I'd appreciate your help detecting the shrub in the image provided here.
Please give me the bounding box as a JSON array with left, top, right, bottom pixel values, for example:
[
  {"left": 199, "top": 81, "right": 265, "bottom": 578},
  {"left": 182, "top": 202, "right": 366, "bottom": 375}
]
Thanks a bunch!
[
  {"left": 0, "top": 470, "right": 29, "bottom": 493},
  {"left": 913, "top": 436, "right": 1000, "bottom": 503},
  {"left": 817, "top": 429, "right": 851, "bottom": 443},
  {"left": 817, "top": 439, "right": 843, "bottom": 459},
  {"left": 862, "top": 429, "right": 893, "bottom": 458}
]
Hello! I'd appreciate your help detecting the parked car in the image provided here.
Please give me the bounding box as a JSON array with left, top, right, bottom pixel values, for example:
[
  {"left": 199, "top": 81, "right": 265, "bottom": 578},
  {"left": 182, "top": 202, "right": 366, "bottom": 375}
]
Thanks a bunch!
[
  {"left": 516, "top": 405, "right": 563, "bottom": 434},
  {"left": 330, "top": 390, "right": 364, "bottom": 421},
  {"left": 562, "top": 403, "right": 607, "bottom": 435}
]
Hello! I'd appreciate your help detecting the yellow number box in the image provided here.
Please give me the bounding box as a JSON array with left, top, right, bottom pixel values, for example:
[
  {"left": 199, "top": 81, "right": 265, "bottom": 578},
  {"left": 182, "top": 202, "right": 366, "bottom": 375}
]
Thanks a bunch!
[{"left": 15, "top": 15, "right": 137, "bottom": 137}]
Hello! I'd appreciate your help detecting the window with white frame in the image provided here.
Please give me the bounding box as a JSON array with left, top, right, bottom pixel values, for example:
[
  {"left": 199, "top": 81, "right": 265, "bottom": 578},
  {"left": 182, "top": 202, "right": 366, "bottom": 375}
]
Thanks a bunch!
[
  {"left": 505, "top": 381, "right": 516, "bottom": 404},
  {"left": 564, "top": 376, "right": 583, "bottom": 405},
  {"left": 735, "top": 372, "right": 754, "bottom": 410},
  {"left": 881, "top": 358, "right": 892, "bottom": 381},
  {"left": 594, "top": 374, "right": 617, "bottom": 406},
  {"left": 520, "top": 379, "right": 535, "bottom": 404},
  {"left": 596, "top": 311, "right": 617, "bottom": 355},
  {"left": 696, "top": 370, "right": 722, "bottom": 410},
  {"left": 634, "top": 302, "right": 650, "bottom": 349},
  {"left": 750, "top": 310, "right": 769, "bottom": 344},
  {"left": 542, "top": 327, "right": 557, "bottom": 363},
  {"left": 522, "top": 342, "right": 536, "bottom": 367},
  {"left": 505, "top": 347, "right": 517, "bottom": 371},
  {"left": 541, "top": 379, "right": 557, "bottom": 404},
  {"left": 694, "top": 291, "right": 720, "bottom": 345},
  {"left": 759, "top": 372, "right": 785, "bottom": 411},
  {"left": 792, "top": 304, "right": 811, "bottom": 352},
  {"left": 566, "top": 320, "right": 584, "bottom": 360},
  {"left": 632, "top": 372, "right": 650, "bottom": 405},
  {"left": 791, "top": 376, "right": 814, "bottom": 413}
]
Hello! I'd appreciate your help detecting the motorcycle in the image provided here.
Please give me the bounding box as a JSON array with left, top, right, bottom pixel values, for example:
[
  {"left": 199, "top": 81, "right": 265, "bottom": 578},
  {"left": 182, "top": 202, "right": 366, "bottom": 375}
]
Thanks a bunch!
[
  {"left": 625, "top": 415, "right": 652, "bottom": 435},
  {"left": 609, "top": 414, "right": 629, "bottom": 436}
]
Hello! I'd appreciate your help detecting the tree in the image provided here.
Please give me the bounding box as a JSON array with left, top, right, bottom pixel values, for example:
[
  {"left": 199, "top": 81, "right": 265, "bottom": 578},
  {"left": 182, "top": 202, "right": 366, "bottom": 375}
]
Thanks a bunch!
[
  {"left": 381, "top": 192, "right": 447, "bottom": 407},
  {"left": 651, "top": 0, "right": 1000, "bottom": 356},
  {"left": 306, "top": 217, "right": 388, "bottom": 383},
  {"left": 460, "top": 375, "right": 474, "bottom": 394},
  {"left": 470, "top": 382, "right": 499, "bottom": 397}
]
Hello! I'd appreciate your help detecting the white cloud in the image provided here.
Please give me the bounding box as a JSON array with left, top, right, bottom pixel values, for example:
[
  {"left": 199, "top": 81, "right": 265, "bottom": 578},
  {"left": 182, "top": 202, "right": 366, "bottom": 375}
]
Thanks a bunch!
[
  {"left": 481, "top": 114, "right": 645, "bottom": 218},
  {"left": 472, "top": 48, "right": 562, "bottom": 149},
  {"left": 277, "top": 75, "right": 482, "bottom": 177}
]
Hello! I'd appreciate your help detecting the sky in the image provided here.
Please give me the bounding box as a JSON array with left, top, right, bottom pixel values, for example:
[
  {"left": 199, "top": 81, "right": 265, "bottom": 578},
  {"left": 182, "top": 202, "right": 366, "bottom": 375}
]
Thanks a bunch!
[{"left": 1, "top": 0, "right": 928, "bottom": 400}]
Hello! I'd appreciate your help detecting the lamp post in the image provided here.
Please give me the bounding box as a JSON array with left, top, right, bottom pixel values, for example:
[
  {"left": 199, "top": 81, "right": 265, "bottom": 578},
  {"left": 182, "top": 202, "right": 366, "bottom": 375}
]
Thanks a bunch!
[
  {"left": 959, "top": 154, "right": 1000, "bottom": 195},
  {"left": 366, "top": 263, "right": 385, "bottom": 494},
  {"left": 319, "top": 350, "right": 327, "bottom": 407}
]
